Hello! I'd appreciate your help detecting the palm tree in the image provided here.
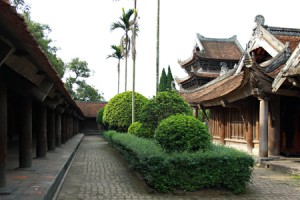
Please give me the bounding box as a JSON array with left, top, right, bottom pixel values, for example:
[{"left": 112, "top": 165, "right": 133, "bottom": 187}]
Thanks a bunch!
[
  {"left": 107, "top": 45, "right": 124, "bottom": 94},
  {"left": 111, "top": 8, "right": 135, "bottom": 92},
  {"left": 113, "top": 0, "right": 138, "bottom": 124}
]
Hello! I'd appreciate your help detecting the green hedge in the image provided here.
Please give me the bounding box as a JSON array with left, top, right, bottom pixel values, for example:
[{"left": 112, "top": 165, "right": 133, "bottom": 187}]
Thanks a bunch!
[{"left": 102, "top": 131, "right": 254, "bottom": 194}]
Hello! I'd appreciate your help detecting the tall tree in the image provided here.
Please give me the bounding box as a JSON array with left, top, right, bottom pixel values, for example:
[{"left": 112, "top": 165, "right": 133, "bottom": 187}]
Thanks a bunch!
[
  {"left": 65, "top": 58, "right": 104, "bottom": 101},
  {"left": 156, "top": 0, "right": 160, "bottom": 94},
  {"left": 111, "top": 8, "right": 134, "bottom": 92},
  {"left": 131, "top": 0, "right": 138, "bottom": 124},
  {"left": 23, "top": 13, "right": 65, "bottom": 77},
  {"left": 158, "top": 68, "right": 167, "bottom": 92},
  {"left": 166, "top": 65, "right": 174, "bottom": 90},
  {"left": 107, "top": 45, "right": 124, "bottom": 94},
  {"left": 113, "top": 0, "right": 138, "bottom": 124}
]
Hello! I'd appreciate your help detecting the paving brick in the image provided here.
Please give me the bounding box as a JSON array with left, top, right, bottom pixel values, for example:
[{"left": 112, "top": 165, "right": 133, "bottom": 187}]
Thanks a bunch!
[{"left": 56, "top": 135, "right": 300, "bottom": 200}]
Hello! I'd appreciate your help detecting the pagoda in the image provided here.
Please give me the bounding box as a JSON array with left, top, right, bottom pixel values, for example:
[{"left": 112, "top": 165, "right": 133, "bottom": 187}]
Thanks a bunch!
[{"left": 176, "top": 34, "right": 243, "bottom": 90}]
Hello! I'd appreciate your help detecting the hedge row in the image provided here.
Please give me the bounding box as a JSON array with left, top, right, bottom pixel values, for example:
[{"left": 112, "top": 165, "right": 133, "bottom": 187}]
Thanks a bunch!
[{"left": 103, "top": 131, "right": 254, "bottom": 194}]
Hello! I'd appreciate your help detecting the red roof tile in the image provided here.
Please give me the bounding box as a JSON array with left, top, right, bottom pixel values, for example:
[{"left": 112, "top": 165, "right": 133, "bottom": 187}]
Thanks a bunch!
[{"left": 76, "top": 101, "right": 106, "bottom": 118}]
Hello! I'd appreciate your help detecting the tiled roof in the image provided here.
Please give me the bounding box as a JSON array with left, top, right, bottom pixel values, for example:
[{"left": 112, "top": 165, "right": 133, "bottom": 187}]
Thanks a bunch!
[
  {"left": 196, "top": 34, "right": 243, "bottom": 60},
  {"left": 199, "top": 40, "right": 243, "bottom": 60},
  {"left": 0, "top": 1, "right": 83, "bottom": 116},
  {"left": 180, "top": 71, "right": 245, "bottom": 104},
  {"left": 76, "top": 101, "right": 106, "bottom": 118},
  {"left": 274, "top": 35, "right": 300, "bottom": 51}
]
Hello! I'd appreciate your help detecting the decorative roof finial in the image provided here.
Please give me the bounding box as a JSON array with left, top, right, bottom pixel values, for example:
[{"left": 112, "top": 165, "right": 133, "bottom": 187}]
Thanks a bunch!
[{"left": 254, "top": 15, "right": 265, "bottom": 26}]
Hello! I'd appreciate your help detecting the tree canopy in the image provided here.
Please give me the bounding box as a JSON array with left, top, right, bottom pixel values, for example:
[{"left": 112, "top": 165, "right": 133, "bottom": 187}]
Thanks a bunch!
[
  {"left": 65, "top": 58, "right": 104, "bottom": 101},
  {"left": 158, "top": 66, "right": 174, "bottom": 92}
]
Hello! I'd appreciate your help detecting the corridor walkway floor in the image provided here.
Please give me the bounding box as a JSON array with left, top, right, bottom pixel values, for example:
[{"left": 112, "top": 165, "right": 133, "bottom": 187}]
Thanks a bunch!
[{"left": 56, "top": 135, "right": 300, "bottom": 200}]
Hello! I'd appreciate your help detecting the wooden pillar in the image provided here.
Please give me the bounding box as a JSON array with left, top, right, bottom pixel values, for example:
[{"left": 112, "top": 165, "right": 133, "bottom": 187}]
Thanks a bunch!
[
  {"left": 246, "top": 101, "right": 254, "bottom": 153},
  {"left": 193, "top": 107, "right": 199, "bottom": 118},
  {"left": 19, "top": 96, "right": 32, "bottom": 168},
  {"left": 62, "top": 114, "right": 67, "bottom": 143},
  {"left": 268, "top": 96, "right": 280, "bottom": 156},
  {"left": 36, "top": 104, "right": 47, "bottom": 157},
  {"left": 55, "top": 112, "right": 62, "bottom": 147},
  {"left": 220, "top": 109, "right": 225, "bottom": 144},
  {"left": 259, "top": 97, "right": 268, "bottom": 158},
  {"left": 0, "top": 79, "right": 7, "bottom": 187},
  {"left": 47, "top": 108, "right": 55, "bottom": 151},
  {"left": 70, "top": 114, "right": 74, "bottom": 137}
]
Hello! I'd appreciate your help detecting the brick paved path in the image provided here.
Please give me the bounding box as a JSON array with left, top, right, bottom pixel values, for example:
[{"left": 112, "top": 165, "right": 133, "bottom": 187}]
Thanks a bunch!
[{"left": 56, "top": 135, "right": 300, "bottom": 200}]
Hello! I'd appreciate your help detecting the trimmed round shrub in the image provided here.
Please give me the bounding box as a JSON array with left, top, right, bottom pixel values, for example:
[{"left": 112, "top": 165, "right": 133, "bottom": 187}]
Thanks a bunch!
[
  {"left": 103, "top": 91, "right": 149, "bottom": 132},
  {"left": 140, "top": 91, "right": 192, "bottom": 135},
  {"left": 128, "top": 122, "right": 153, "bottom": 138},
  {"left": 154, "top": 114, "right": 211, "bottom": 153},
  {"left": 128, "top": 122, "right": 142, "bottom": 135}
]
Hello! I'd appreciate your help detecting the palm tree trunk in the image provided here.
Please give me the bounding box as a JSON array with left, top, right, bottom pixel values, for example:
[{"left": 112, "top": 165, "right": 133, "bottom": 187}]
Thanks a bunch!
[
  {"left": 117, "top": 59, "right": 120, "bottom": 94},
  {"left": 156, "top": 0, "right": 160, "bottom": 95},
  {"left": 125, "top": 34, "right": 128, "bottom": 91},
  {"left": 132, "top": 0, "right": 137, "bottom": 124}
]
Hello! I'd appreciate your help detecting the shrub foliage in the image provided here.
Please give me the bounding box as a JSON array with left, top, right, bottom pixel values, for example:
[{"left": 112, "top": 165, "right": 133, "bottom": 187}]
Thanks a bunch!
[
  {"left": 103, "top": 131, "right": 254, "bottom": 194},
  {"left": 155, "top": 115, "right": 211, "bottom": 153},
  {"left": 96, "top": 106, "right": 105, "bottom": 125},
  {"left": 128, "top": 122, "right": 152, "bottom": 138},
  {"left": 140, "top": 91, "right": 192, "bottom": 135},
  {"left": 103, "top": 91, "right": 149, "bottom": 132}
]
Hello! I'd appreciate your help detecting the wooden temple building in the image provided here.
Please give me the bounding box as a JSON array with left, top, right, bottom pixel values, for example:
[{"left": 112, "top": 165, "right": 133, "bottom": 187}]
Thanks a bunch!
[
  {"left": 177, "top": 15, "right": 300, "bottom": 157},
  {"left": 0, "top": 1, "right": 85, "bottom": 188},
  {"left": 76, "top": 101, "right": 106, "bottom": 133},
  {"left": 176, "top": 33, "right": 243, "bottom": 90}
]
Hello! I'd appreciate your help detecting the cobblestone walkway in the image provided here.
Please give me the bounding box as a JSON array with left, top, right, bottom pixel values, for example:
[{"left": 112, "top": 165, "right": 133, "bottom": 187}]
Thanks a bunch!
[{"left": 56, "top": 135, "right": 300, "bottom": 200}]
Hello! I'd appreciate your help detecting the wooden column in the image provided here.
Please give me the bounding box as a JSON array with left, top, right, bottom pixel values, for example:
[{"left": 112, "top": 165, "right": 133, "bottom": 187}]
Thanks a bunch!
[
  {"left": 47, "top": 108, "right": 55, "bottom": 151},
  {"left": 259, "top": 97, "right": 269, "bottom": 158},
  {"left": 19, "top": 96, "right": 32, "bottom": 168},
  {"left": 220, "top": 109, "right": 225, "bottom": 144},
  {"left": 268, "top": 96, "right": 280, "bottom": 156},
  {"left": 246, "top": 102, "right": 254, "bottom": 153},
  {"left": 0, "top": 78, "right": 7, "bottom": 187},
  {"left": 61, "top": 114, "right": 66, "bottom": 144},
  {"left": 55, "top": 112, "right": 62, "bottom": 147},
  {"left": 70, "top": 115, "right": 74, "bottom": 137},
  {"left": 193, "top": 107, "right": 199, "bottom": 118},
  {"left": 36, "top": 104, "right": 47, "bottom": 157}
]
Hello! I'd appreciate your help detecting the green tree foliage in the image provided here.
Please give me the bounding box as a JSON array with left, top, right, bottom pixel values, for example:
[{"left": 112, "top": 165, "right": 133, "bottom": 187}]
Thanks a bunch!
[
  {"left": 103, "top": 91, "right": 149, "bottom": 132},
  {"left": 107, "top": 45, "right": 123, "bottom": 94},
  {"left": 158, "top": 68, "right": 167, "bottom": 92},
  {"left": 65, "top": 58, "right": 104, "bottom": 101},
  {"left": 155, "top": 114, "right": 211, "bottom": 153},
  {"left": 111, "top": 8, "right": 135, "bottom": 91},
  {"left": 96, "top": 106, "right": 106, "bottom": 127},
  {"left": 140, "top": 91, "right": 192, "bottom": 135},
  {"left": 23, "top": 13, "right": 65, "bottom": 77},
  {"left": 166, "top": 65, "right": 174, "bottom": 90},
  {"left": 10, "top": 0, "right": 30, "bottom": 13},
  {"left": 158, "top": 66, "right": 174, "bottom": 92}
]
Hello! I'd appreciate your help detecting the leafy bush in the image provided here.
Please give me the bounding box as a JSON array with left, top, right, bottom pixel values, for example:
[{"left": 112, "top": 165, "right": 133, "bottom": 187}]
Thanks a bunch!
[
  {"left": 103, "top": 132, "right": 254, "bottom": 194},
  {"left": 103, "top": 91, "right": 149, "bottom": 132},
  {"left": 140, "top": 91, "right": 192, "bottom": 135},
  {"left": 96, "top": 106, "right": 105, "bottom": 125},
  {"left": 155, "top": 115, "right": 211, "bottom": 153},
  {"left": 128, "top": 122, "right": 152, "bottom": 138}
]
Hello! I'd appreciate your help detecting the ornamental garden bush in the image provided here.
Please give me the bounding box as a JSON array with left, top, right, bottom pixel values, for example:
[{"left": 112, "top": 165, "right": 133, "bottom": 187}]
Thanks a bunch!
[
  {"left": 140, "top": 91, "right": 192, "bottom": 137},
  {"left": 96, "top": 106, "right": 106, "bottom": 127},
  {"left": 103, "top": 91, "right": 149, "bottom": 132},
  {"left": 103, "top": 131, "right": 254, "bottom": 194},
  {"left": 155, "top": 114, "right": 211, "bottom": 153},
  {"left": 128, "top": 122, "right": 152, "bottom": 138}
]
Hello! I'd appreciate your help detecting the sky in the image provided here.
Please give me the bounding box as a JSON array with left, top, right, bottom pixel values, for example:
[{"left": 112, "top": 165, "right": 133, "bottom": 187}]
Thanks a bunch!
[{"left": 24, "top": 0, "right": 300, "bottom": 101}]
